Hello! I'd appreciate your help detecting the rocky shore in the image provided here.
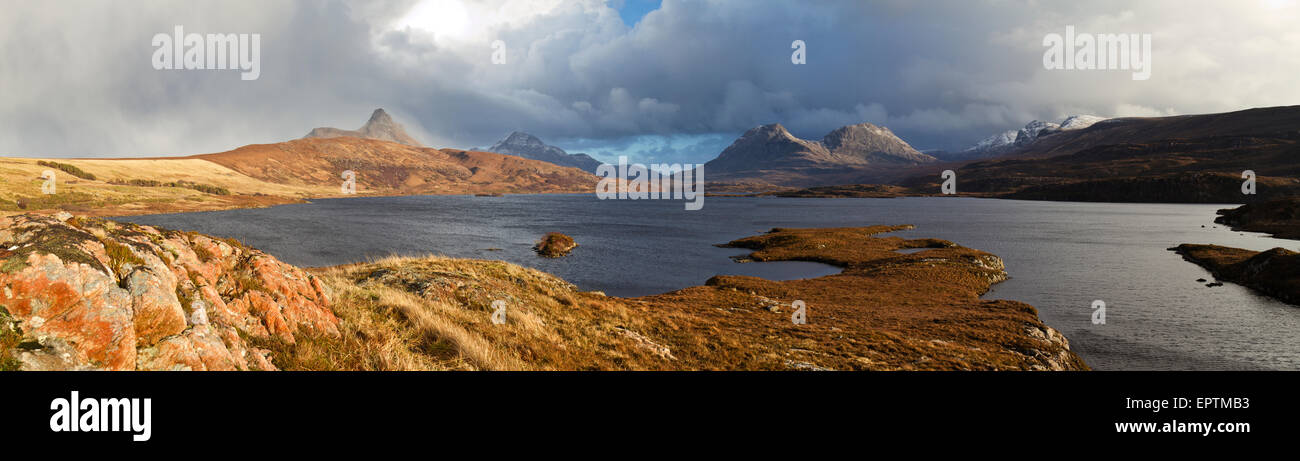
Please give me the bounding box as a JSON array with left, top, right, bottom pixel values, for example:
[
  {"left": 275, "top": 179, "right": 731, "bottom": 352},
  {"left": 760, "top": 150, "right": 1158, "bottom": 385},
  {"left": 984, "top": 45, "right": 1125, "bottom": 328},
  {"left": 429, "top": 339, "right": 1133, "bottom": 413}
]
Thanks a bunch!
[
  {"left": 1172, "top": 244, "right": 1300, "bottom": 306},
  {"left": 1212, "top": 198, "right": 1300, "bottom": 240},
  {"left": 1, "top": 215, "right": 1086, "bottom": 371}
]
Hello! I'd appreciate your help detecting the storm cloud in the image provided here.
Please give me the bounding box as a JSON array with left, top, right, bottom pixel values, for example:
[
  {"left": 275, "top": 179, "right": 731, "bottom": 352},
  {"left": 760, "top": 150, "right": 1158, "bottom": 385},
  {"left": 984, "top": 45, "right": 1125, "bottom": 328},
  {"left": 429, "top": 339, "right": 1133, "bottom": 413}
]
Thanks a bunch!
[{"left": 2, "top": 0, "right": 1298, "bottom": 162}]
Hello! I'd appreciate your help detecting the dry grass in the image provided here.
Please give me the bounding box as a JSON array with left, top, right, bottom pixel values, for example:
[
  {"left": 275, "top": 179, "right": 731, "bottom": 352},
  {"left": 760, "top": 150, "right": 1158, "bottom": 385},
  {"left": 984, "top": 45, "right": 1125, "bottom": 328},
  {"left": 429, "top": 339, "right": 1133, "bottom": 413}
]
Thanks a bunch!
[
  {"left": 0, "top": 157, "right": 327, "bottom": 217},
  {"left": 266, "top": 226, "right": 1086, "bottom": 371},
  {"left": 0, "top": 306, "right": 23, "bottom": 371},
  {"left": 295, "top": 255, "right": 679, "bottom": 371},
  {"left": 251, "top": 279, "right": 460, "bottom": 371}
]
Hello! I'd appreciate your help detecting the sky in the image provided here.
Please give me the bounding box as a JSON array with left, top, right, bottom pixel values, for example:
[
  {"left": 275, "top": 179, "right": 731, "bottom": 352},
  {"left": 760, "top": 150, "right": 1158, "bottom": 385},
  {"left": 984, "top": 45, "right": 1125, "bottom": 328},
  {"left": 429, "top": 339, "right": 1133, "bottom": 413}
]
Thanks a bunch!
[{"left": 2, "top": 0, "right": 1299, "bottom": 164}]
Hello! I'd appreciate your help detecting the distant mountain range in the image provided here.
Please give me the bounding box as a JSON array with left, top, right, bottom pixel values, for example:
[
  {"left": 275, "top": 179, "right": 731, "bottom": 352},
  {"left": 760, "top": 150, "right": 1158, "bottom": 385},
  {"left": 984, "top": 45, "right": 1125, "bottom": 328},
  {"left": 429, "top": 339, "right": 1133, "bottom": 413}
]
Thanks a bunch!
[
  {"left": 479, "top": 131, "right": 602, "bottom": 173},
  {"left": 303, "top": 108, "right": 423, "bottom": 146},
  {"left": 704, "top": 122, "right": 936, "bottom": 187},
  {"left": 931, "top": 115, "right": 1108, "bottom": 162}
]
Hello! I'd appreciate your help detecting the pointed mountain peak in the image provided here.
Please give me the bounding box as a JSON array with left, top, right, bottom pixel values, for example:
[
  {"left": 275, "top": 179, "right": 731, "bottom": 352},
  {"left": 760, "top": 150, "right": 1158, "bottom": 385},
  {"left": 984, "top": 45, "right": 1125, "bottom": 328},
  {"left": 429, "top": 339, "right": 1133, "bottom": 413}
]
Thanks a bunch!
[
  {"left": 303, "top": 108, "right": 422, "bottom": 146},
  {"left": 367, "top": 108, "right": 394, "bottom": 125}
]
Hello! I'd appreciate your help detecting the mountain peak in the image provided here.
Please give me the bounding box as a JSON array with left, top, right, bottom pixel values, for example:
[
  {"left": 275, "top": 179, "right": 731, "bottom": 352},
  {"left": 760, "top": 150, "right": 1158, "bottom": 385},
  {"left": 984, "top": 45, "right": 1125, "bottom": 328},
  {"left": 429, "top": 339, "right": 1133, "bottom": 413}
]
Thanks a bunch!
[
  {"left": 1059, "top": 114, "right": 1106, "bottom": 131},
  {"left": 501, "top": 131, "right": 544, "bottom": 145},
  {"left": 367, "top": 108, "right": 393, "bottom": 125},
  {"left": 706, "top": 120, "right": 935, "bottom": 179},
  {"left": 303, "top": 108, "right": 422, "bottom": 146},
  {"left": 753, "top": 123, "right": 791, "bottom": 134},
  {"left": 483, "top": 131, "right": 601, "bottom": 173}
]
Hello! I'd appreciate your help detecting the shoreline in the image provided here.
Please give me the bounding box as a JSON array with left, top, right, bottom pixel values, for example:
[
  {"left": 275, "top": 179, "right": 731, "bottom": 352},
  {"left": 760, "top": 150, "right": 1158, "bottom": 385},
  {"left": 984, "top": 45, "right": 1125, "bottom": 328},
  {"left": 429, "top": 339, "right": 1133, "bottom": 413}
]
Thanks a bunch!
[
  {"left": 1172, "top": 244, "right": 1300, "bottom": 307},
  {"left": 0, "top": 214, "right": 1086, "bottom": 370}
]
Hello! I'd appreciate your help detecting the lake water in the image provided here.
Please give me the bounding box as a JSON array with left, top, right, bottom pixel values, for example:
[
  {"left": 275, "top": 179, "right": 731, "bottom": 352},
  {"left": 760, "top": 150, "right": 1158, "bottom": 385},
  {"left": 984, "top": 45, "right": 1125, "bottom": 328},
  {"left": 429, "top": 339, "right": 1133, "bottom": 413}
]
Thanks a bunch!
[{"left": 115, "top": 195, "right": 1300, "bottom": 371}]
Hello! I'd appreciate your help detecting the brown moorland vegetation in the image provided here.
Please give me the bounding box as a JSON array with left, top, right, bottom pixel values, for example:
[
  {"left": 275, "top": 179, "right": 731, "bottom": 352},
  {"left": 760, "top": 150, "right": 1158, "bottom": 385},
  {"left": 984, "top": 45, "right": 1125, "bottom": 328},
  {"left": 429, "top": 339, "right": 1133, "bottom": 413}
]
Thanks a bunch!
[
  {"left": 284, "top": 226, "right": 1086, "bottom": 371},
  {"left": 194, "top": 137, "right": 596, "bottom": 196},
  {"left": 1, "top": 136, "right": 596, "bottom": 218}
]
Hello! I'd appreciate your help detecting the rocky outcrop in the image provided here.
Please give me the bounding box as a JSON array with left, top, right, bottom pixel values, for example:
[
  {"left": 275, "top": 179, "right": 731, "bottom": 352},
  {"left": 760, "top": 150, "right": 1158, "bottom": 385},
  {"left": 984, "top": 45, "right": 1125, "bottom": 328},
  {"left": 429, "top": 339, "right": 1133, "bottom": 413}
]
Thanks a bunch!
[
  {"left": 1173, "top": 243, "right": 1300, "bottom": 306},
  {"left": 533, "top": 232, "right": 577, "bottom": 257},
  {"left": 1213, "top": 198, "right": 1300, "bottom": 240},
  {"left": 0, "top": 214, "right": 339, "bottom": 370}
]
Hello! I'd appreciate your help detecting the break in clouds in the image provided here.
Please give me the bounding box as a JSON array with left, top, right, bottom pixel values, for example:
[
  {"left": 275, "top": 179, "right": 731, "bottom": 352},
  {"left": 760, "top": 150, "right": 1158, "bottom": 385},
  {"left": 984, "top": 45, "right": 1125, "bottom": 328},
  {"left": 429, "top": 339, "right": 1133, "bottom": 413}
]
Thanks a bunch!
[{"left": 1, "top": 0, "right": 1298, "bottom": 162}]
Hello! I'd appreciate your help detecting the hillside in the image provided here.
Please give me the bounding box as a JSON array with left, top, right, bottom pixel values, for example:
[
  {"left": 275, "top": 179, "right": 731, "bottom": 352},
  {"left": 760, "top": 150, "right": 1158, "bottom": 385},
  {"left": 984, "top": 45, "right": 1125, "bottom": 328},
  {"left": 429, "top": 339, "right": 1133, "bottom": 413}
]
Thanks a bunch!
[
  {"left": 0, "top": 157, "right": 323, "bottom": 217},
  {"left": 901, "top": 130, "right": 1300, "bottom": 202},
  {"left": 1212, "top": 198, "right": 1300, "bottom": 239},
  {"left": 195, "top": 137, "right": 597, "bottom": 195},
  {"left": 997, "top": 106, "right": 1300, "bottom": 160},
  {"left": 790, "top": 106, "right": 1299, "bottom": 203},
  {"left": 0, "top": 135, "right": 598, "bottom": 217}
]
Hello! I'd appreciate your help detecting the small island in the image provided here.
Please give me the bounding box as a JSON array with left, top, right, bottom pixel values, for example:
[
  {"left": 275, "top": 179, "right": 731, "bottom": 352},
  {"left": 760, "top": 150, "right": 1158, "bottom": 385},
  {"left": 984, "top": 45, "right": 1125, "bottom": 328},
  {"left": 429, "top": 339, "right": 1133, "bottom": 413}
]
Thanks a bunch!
[{"left": 533, "top": 232, "right": 577, "bottom": 258}]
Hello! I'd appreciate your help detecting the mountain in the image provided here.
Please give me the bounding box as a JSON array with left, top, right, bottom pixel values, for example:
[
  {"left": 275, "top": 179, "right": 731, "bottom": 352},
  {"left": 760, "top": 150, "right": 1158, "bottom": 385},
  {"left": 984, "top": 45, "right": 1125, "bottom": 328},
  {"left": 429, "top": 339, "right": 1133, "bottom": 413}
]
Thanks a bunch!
[
  {"left": 965, "top": 130, "right": 1019, "bottom": 155},
  {"left": 1059, "top": 114, "right": 1106, "bottom": 130},
  {"left": 704, "top": 122, "right": 936, "bottom": 187},
  {"left": 949, "top": 115, "right": 1108, "bottom": 161},
  {"left": 481, "top": 131, "right": 602, "bottom": 173},
  {"left": 195, "top": 136, "right": 596, "bottom": 195},
  {"left": 899, "top": 106, "right": 1300, "bottom": 203},
  {"left": 303, "top": 108, "right": 423, "bottom": 146},
  {"left": 822, "top": 123, "right": 937, "bottom": 164}
]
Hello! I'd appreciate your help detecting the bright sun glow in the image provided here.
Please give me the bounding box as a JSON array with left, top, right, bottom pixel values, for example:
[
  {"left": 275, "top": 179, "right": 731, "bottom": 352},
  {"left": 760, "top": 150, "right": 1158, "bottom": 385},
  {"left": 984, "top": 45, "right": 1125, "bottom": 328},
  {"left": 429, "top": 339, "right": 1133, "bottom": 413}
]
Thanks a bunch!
[{"left": 397, "top": 0, "right": 472, "bottom": 40}]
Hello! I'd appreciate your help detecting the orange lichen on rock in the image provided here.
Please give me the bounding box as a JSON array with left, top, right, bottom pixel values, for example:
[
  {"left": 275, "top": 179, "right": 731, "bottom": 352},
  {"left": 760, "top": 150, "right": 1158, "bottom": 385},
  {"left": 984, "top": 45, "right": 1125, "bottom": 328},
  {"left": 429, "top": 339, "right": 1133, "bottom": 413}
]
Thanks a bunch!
[{"left": 0, "top": 214, "right": 339, "bottom": 370}]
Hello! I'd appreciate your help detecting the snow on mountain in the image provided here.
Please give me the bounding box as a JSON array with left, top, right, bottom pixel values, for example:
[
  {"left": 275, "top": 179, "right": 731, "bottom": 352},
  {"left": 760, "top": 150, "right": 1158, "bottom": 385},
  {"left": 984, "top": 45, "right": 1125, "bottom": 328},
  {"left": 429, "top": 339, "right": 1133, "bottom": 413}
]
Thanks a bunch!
[{"left": 962, "top": 115, "right": 1108, "bottom": 159}]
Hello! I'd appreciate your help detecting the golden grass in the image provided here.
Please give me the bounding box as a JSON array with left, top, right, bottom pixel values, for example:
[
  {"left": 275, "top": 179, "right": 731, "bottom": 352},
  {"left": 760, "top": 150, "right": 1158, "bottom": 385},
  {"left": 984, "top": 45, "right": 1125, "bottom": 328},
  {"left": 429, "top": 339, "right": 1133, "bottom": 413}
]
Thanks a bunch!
[
  {"left": 269, "top": 225, "right": 1086, "bottom": 371},
  {"left": 285, "top": 254, "right": 681, "bottom": 371},
  {"left": 0, "top": 157, "right": 330, "bottom": 217}
]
